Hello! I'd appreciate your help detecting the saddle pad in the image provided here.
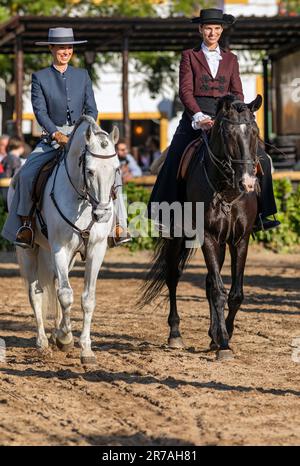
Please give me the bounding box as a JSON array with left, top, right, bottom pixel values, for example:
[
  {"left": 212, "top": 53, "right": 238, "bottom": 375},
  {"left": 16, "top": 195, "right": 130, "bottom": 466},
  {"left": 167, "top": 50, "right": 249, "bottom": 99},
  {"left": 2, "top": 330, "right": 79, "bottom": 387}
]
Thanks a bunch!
[{"left": 177, "top": 136, "right": 203, "bottom": 180}]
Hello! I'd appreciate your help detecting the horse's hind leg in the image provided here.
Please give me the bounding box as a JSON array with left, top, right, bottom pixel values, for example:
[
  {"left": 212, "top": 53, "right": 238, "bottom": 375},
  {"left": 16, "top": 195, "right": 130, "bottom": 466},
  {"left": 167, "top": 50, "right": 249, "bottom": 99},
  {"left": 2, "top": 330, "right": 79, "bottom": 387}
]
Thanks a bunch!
[
  {"left": 53, "top": 248, "right": 74, "bottom": 351},
  {"left": 17, "top": 247, "right": 48, "bottom": 351},
  {"left": 166, "top": 238, "right": 186, "bottom": 349},
  {"left": 226, "top": 237, "right": 249, "bottom": 341},
  {"left": 80, "top": 242, "right": 107, "bottom": 365}
]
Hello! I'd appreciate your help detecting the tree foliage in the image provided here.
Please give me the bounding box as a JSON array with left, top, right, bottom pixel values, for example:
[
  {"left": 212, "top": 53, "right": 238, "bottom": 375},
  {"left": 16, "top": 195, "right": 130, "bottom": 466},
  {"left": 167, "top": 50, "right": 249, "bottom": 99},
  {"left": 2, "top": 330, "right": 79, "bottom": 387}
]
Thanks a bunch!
[{"left": 0, "top": 1, "right": 216, "bottom": 98}]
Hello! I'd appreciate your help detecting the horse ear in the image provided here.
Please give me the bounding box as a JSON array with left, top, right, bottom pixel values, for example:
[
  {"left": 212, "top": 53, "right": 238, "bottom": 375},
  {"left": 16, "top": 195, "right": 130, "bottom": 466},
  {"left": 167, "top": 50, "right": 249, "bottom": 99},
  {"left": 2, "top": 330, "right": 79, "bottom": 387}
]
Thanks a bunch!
[
  {"left": 85, "top": 124, "right": 92, "bottom": 143},
  {"left": 110, "top": 126, "right": 119, "bottom": 145},
  {"left": 247, "top": 94, "right": 263, "bottom": 113}
]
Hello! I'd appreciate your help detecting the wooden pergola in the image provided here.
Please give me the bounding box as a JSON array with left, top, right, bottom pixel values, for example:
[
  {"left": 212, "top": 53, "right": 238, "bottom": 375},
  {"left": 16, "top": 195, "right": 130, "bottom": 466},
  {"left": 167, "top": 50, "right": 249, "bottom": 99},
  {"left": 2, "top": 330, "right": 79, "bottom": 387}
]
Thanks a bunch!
[{"left": 1, "top": 15, "right": 300, "bottom": 143}]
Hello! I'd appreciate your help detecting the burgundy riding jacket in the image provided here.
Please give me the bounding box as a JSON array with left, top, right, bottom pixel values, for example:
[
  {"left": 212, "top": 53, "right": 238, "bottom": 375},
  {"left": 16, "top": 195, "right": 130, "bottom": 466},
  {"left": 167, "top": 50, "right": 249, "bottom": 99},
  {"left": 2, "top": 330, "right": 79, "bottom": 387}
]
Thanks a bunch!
[{"left": 179, "top": 45, "right": 245, "bottom": 116}]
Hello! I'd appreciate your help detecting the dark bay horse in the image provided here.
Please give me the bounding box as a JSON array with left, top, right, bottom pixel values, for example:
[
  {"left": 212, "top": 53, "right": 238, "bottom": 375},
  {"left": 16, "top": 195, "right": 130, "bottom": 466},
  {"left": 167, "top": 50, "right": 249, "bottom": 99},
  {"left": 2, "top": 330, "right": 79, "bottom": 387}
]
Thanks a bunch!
[{"left": 140, "top": 94, "right": 263, "bottom": 360}]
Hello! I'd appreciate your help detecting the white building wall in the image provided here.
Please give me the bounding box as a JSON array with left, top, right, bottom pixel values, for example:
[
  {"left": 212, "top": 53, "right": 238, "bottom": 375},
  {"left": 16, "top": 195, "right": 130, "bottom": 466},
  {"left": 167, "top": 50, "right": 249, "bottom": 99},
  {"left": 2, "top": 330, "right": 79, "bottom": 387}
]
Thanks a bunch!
[{"left": 225, "top": 0, "right": 278, "bottom": 17}]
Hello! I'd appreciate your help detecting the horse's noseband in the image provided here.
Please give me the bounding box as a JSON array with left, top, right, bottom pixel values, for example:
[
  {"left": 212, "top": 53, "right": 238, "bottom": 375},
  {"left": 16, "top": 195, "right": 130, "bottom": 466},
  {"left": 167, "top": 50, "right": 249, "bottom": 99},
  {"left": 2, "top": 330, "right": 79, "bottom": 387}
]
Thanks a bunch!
[{"left": 219, "top": 117, "right": 259, "bottom": 174}]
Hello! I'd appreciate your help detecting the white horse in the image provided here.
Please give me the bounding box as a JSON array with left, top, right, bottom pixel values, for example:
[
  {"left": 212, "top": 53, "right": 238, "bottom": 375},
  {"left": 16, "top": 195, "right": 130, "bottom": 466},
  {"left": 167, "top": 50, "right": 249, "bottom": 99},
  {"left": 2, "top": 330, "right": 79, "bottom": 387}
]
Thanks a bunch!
[{"left": 9, "top": 116, "right": 119, "bottom": 364}]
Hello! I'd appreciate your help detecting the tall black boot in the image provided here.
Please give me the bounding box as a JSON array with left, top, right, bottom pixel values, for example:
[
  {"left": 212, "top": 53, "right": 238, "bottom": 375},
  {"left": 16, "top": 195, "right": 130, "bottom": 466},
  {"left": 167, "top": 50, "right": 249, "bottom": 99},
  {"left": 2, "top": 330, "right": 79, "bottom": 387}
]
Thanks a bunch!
[{"left": 253, "top": 146, "right": 280, "bottom": 232}]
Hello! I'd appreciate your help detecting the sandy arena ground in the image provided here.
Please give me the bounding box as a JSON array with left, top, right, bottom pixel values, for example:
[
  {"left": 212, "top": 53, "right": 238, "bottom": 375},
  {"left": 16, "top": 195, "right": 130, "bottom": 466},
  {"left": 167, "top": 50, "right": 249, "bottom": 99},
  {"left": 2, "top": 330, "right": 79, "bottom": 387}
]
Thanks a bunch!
[{"left": 0, "top": 246, "right": 300, "bottom": 446}]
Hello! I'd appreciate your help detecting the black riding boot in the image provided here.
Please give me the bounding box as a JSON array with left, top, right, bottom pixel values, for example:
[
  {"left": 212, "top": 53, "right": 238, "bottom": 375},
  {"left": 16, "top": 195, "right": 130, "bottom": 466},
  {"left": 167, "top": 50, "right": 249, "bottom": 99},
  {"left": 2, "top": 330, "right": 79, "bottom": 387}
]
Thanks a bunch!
[{"left": 253, "top": 145, "right": 280, "bottom": 232}]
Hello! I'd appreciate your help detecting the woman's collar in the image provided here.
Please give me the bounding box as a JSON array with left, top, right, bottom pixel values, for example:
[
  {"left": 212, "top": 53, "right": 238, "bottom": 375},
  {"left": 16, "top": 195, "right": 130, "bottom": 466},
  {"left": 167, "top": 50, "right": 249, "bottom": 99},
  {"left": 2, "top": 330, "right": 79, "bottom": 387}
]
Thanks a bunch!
[{"left": 201, "top": 42, "right": 221, "bottom": 55}]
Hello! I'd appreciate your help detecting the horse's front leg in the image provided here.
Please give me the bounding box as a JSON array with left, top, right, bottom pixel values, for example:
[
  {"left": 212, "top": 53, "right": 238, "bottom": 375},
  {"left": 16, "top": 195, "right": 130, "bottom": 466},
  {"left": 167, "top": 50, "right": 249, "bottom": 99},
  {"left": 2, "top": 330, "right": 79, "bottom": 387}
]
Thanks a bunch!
[
  {"left": 202, "top": 236, "right": 233, "bottom": 360},
  {"left": 80, "top": 241, "right": 107, "bottom": 365},
  {"left": 53, "top": 247, "right": 74, "bottom": 351},
  {"left": 226, "top": 236, "right": 250, "bottom": 340}
]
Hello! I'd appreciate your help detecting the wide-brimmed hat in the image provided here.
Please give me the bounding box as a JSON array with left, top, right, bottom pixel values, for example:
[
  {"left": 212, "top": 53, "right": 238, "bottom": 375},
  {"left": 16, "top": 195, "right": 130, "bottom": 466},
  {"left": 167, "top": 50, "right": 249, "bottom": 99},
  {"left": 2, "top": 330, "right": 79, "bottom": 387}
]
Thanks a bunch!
[
  {"left": 191, "top": 8, "right": 236, "bottom": 26},
  {"left": 35, "top": 28, "right": 87, "bottom": 45}
]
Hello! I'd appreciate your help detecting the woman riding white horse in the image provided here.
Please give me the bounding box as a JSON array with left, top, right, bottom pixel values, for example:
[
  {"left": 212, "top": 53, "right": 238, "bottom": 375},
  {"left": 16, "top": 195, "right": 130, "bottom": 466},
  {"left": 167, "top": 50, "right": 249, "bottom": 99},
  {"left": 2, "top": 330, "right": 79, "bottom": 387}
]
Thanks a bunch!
[
  {"left": 2, "top": 27, "right": 130, "bottom": 248},
  {"left": 14, "top": 116, "right": 119, "bottom": 364}
]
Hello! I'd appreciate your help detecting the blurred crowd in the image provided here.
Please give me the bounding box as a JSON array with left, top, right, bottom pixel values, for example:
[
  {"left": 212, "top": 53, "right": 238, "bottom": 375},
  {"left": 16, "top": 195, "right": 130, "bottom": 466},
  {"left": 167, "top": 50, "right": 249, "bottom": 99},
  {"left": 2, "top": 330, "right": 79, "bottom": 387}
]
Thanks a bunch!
[
  {"left": 0, "top": 133, "right": 161, "bottom": 182},
  {"left": 117, "top": 135, "right": 161, "bottom": 182},
  {"left": 0, "top": 134, "right": 31, "bottom": 179}
]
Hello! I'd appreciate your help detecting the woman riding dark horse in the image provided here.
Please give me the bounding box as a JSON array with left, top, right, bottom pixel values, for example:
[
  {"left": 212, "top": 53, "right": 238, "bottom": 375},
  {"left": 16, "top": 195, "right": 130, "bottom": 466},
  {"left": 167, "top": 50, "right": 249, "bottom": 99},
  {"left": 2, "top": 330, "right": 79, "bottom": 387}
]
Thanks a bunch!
[
  {"left": 148, "top": 8, "right": 279, "bottom": 234},
  {"left": 141, "top": 8, "right": 280, "bottom": 360},
  {"left": 141, "top": 93, "right": 262, "bottom": 360}
]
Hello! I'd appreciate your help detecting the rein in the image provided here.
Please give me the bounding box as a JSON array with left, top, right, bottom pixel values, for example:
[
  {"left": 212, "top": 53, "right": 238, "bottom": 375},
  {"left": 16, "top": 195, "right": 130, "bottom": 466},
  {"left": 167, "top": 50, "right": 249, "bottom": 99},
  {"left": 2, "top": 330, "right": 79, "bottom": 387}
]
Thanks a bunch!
[{"left": 50, "top": 143, "right": 116, "bottom": 260}]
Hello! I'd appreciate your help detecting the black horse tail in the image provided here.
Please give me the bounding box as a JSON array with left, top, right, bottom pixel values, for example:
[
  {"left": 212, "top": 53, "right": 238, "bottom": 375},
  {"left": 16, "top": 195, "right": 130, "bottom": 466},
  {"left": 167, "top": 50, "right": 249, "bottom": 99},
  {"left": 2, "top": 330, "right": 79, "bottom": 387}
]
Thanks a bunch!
[{"left": 138, "top": 237, "right": 195, "bottom": 309}]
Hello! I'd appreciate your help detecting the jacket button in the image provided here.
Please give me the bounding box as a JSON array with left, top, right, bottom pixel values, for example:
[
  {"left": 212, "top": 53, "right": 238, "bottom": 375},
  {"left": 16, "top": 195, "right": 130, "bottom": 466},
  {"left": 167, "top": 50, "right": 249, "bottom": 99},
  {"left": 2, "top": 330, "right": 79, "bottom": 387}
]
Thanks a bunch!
[
  {"left": 71, "top": 110, "right": 74, "bottom": 113},
  {"left": 73, "top": 120, "right": 75, "bottom": 124}
]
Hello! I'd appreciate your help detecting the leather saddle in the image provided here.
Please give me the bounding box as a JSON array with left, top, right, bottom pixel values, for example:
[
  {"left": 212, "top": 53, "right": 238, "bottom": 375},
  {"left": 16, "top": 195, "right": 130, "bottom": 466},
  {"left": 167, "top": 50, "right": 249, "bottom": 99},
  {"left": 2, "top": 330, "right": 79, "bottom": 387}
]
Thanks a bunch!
[
  {"left": 32, "top": 157, "right": 58, "bottom": 210},
  {"left": 177, "top": 136, "right": 265, "bottom": 181},
  {"left": 177, "top": 136, "right": 203, "bottom": 180}
]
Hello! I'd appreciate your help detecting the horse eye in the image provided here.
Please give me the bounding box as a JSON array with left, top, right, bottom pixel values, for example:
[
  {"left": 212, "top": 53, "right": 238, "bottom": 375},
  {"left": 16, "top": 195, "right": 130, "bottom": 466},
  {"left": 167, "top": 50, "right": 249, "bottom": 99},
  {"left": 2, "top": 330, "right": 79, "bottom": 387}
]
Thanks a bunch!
[
  {"left": 87, "top": 169, "right": 95, "bottom": 177},
  {"left": 101, "top": 140, "right": 109, "bottom": 149}
]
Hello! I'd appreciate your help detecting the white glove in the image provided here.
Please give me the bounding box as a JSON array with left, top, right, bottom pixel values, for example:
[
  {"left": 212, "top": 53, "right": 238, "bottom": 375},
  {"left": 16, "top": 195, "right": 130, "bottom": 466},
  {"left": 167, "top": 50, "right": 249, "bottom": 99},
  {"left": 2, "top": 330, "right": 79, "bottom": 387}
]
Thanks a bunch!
[{"left": 192, "top": 112, "right": 211, "bottom": 130}]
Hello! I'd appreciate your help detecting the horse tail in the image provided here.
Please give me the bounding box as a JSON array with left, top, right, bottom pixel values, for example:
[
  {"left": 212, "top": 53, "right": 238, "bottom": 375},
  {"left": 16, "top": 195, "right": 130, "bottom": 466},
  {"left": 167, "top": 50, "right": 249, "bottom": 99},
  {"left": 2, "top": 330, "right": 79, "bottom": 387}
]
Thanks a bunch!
[
  {"left": 36, "top": 248, "right": 61, "bottom": 323},
  {"left": 138, "top": 237, "right": 195, "bottom": 309}
]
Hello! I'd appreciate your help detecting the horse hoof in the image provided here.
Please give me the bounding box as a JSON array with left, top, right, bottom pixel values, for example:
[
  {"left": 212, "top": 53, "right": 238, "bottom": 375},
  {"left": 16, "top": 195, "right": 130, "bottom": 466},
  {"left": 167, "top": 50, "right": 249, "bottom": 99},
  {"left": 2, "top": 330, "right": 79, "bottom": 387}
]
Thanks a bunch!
[
  {"left": 80, "top": 355, "right": 97, "bottom": 365},
  {"left": 209, "top": 341, "right": 219, "bottom": 351},
  {"left": 49, "top": 332, "right": 57, "bottom": 346},
  {"left": 37, "top": 347, "right": 52, "bottom": 357},
  {"left": 168, "top": 337, "right": 185, "bottom": 349},
  {"left": 56, "top": 338, "right": 74, "bottom": 353},
  {"left": 216, "top": 349, "right": 234, "bottom": 361}
]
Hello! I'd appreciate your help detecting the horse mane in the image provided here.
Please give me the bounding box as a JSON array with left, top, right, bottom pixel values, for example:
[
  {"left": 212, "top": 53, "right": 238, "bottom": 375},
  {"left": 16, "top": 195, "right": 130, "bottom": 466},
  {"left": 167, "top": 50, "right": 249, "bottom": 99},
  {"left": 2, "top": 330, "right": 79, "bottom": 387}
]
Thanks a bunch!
[
  {"left": 67, "top": 115, "right": 107, "bottom": 149},
  {"left": 216, "top": 94, "right": 248, "bottom": 117}
]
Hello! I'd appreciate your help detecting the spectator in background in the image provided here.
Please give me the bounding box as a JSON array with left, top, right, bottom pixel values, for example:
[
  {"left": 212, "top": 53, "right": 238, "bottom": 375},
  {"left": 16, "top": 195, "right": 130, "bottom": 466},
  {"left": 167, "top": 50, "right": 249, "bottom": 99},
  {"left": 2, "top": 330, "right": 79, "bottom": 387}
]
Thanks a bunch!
[
  {"left": 2, "top": 137, "right": 24, "bottom": 178},
  {"left": 146, "top": 136, "right": 161, "bottom": 164},
  {"left": 138, "top": 145, "right": 152, "bottom": 173},
  {"left": 117, "top": 139, "right": 142, "bottom": 182},
  {"left": 0, "top": 134, "right": 9, "bottom": 162}
]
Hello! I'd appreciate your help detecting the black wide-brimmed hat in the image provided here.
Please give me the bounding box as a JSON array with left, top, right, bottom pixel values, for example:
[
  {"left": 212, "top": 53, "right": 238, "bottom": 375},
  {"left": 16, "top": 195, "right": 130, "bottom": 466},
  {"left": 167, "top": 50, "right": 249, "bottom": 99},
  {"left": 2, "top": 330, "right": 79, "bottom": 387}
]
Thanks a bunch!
[
  {"left": 191, "top": 8, "right": 236, "bottom": 26},
  {"left": 35, "top": 28, "right": 87, "bottom": 45}
]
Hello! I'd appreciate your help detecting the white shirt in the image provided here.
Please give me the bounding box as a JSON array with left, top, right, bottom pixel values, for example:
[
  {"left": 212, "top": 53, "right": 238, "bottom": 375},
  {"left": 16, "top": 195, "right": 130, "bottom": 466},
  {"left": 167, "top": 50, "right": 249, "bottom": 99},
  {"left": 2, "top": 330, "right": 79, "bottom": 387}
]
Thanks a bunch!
[
  {"left": 201, "top": 42, "right": 222, "bottom": 79},
  {"left": 191, "top": 43, "right": 223, "bottom": 130}
]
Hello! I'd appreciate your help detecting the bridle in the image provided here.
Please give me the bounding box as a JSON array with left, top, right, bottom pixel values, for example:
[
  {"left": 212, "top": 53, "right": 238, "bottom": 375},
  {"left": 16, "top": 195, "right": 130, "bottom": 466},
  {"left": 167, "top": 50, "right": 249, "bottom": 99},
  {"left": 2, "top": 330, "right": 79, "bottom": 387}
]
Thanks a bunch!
[
  {"left": 202, "top": 110, "right": 259, "bottom": 216},
  {"left": 202, "top": 113, "right": 259, "bottom": 186},
  {"left": 78, "top": 144, "right": 116, "bottom": 209},
  {"left": 220, "top": 116, "right": 259, "bottom": 174},
  {"left": 50, "top": 141, "right": 117, "bottom": 259}
]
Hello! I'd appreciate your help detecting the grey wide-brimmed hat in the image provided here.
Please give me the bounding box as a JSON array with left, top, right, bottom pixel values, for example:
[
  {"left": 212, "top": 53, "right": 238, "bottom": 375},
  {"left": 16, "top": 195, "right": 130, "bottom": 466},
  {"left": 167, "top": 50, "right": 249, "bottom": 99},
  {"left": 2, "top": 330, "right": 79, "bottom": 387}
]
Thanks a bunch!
[
  {"left": 191, "top": 8, "right": 236, "bottom": 26},
  {"left": 35, "top": 28, "right": 87, "bottom": 45}
]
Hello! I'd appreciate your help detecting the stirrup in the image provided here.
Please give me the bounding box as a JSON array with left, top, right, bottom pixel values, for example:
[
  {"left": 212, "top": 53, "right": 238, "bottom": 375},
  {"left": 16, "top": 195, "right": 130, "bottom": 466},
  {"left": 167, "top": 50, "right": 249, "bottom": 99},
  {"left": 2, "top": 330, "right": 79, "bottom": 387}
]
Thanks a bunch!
[
  {"left": 107, "top": 235, "right": 132, "bottom": 248},
  {"left": 253, "top": 214, "right": 281, "bottom": 233},
  {"left": 14, "top": 224, "right": 34, "bottom": 249},
  {"left": 107, "top": 224, "right": 132, "bottom": 248}
]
